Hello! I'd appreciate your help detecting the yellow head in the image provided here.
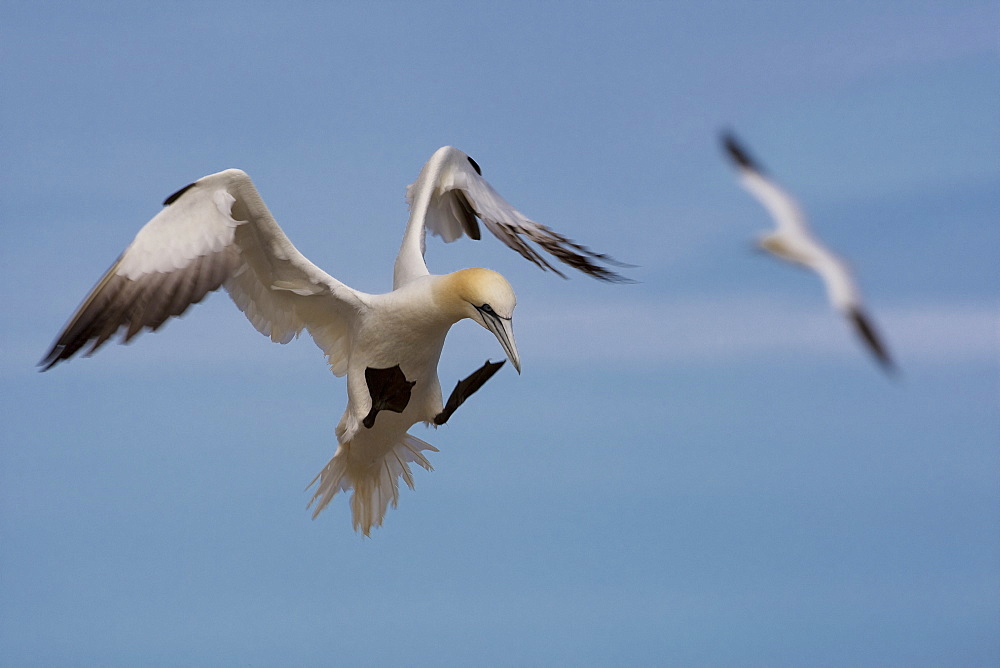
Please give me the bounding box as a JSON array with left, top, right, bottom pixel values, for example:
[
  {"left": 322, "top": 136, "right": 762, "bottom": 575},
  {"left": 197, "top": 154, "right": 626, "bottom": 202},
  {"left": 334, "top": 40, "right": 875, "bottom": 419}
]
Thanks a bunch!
[
  {"left": 759, "top": 233, "right": 802, "bottom": 263},
  {"left": 440, "top": 268, "right": 520, "bottom": 373}
]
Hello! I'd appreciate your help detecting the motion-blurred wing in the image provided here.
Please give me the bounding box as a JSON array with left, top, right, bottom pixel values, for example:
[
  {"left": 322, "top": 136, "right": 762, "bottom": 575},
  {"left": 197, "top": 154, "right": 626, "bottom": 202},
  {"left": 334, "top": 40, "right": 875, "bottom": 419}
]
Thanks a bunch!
[
  {"left": 847, "top": 306, "right": 895, "bottom": 372},
  {"left": 394, "top": 146, "right": 629, "bottom": 287},
  {"left": 40, "top": 169, "right": 366, "bottom": 374},
  {"left": 722, "top": 132, "right": 810, "bottom": 236},
  {"left": 813, "top": 253, "right": 896, "bottom": 374}
]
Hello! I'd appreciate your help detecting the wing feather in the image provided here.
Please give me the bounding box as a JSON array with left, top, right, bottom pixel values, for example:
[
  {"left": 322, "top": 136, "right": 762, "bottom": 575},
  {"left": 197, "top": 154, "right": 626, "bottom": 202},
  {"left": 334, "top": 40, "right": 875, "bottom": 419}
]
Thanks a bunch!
[
  {"left": 848, "top": 307, "right": 895, "bottom": 372},
  {"left": 394, "top": 146, "right": 630, "bottom": 287},
  {"left": 721, "top": 132, "right": 809, "bottom": 236},
  {"left": 41, "top": 169, "right": 366, "bottom": 373}
]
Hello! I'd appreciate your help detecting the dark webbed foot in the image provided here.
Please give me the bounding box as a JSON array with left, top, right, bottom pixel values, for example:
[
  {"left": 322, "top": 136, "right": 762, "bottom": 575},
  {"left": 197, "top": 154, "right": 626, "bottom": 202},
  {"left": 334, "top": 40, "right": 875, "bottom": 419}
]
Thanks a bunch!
[
  {"left": 434, "top": 360, "right": 506, "bottom": 426},
  {"left": 363, "top": 365, "right": 416, "bottom": 429}
]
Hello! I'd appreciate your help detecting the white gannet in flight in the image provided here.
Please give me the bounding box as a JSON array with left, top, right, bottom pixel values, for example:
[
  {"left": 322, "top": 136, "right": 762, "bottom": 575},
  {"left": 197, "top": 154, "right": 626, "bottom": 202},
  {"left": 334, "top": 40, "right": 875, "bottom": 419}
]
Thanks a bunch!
[
  {"left": 40, "top": 146, "right": 628, "bottom": 534},
  {"left": 721, "top": 132, "right": 895, "bottom": 373}
]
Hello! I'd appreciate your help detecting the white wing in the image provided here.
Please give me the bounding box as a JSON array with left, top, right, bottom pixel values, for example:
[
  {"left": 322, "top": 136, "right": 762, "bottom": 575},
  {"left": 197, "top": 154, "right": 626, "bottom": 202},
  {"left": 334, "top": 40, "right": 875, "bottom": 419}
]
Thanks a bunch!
[
  {"left": 811, "top": 252, "right": 895, "bottom": 371},
  {"left": 393, "top": 146, "right": 628, "bottom": 288},
  {"left": 722, "top": 133, "right": 810, "bottom": 237},
  {"left": 41, "top": 169, "right": 367, "bottom": 375}
]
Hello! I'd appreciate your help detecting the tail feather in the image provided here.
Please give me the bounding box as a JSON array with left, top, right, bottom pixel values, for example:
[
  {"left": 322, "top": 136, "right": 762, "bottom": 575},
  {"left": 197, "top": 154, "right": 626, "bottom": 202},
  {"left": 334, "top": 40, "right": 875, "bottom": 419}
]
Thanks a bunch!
[{"left": 307, "top": 433, "right": 439, "bottom": 535}]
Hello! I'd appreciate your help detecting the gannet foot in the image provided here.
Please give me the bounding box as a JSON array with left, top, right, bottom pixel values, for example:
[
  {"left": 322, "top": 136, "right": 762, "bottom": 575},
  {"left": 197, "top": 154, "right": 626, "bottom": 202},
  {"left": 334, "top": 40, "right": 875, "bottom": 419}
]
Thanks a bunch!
[
  {"left": 434, "top": 360, "right": 506, "bottom": 425},
  {"left": 363, "top": 364, "right": 416, "bottom": 428}
]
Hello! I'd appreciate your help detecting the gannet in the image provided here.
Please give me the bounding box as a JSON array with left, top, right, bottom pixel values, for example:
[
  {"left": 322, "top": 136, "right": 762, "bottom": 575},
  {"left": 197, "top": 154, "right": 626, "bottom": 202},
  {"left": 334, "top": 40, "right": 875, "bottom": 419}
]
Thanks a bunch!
[
  {"left": 721, "top": 132, "right": 895, "bottom": 372},
  {"left": 40, "top": 146, "right": 627, "bottom": 534}
]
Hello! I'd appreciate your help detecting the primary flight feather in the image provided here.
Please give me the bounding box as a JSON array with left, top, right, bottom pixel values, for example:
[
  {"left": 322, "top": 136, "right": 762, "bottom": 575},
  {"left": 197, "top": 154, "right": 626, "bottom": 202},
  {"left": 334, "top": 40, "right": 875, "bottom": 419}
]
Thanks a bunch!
[{"left": 41, "top": 146, "right": 627, "bottom": 534}]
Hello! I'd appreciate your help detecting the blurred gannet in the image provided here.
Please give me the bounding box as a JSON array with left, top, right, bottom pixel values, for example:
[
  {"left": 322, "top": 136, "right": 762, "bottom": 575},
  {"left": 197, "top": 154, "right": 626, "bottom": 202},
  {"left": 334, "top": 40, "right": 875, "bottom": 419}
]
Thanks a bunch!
[
  {"left": 40, "top": 146, "right": 627, "bottom": 534},
  {"left": 722, "top": 132, "right": 895, "bottom": 372}
]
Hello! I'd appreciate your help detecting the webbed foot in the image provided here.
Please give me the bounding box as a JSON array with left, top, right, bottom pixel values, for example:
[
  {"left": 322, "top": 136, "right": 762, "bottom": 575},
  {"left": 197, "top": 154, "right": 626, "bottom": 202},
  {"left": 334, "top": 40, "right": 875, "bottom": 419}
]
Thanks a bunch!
[
  {"left": 434, "top": 360, "right": 506, "bottom": 426},
  {"left": 363, "top": 364, "right": 416, "bottom": 429}
]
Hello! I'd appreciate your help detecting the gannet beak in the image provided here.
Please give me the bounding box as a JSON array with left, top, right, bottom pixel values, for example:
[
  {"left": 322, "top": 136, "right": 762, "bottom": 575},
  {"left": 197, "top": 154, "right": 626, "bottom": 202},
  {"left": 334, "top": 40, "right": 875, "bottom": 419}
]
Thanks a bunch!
[{"left": 482, "top": 312, "right": 521, "bottom": 374}]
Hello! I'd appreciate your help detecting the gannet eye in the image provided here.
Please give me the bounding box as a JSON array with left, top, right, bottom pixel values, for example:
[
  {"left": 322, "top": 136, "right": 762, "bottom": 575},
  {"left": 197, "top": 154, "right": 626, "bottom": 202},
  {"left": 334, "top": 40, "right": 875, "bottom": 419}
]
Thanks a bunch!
[{"left": 475, "top": 302, "right": 511, "bottom": 322}]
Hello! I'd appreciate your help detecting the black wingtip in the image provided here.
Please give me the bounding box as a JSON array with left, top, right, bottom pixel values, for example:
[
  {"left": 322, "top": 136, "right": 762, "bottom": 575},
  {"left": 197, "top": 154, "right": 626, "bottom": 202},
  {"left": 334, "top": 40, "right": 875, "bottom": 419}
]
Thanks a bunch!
[
  {"left": 38, "top": 340, "right": 70, "bottom": 371},
  {"left": 720, "top": 131, "right": 763, "bottom": 173},
  {"left": 849, "top": 308, "right": 897, "bottom": 376},
  {"left": 163, "top": 182, "right": 196, "bottom": 206},
  {"left": 37, "top": 352, "right": 59, "bottom": 372},
  {"left": 467, "top": 156, "right": 482, "bottom": 175}
]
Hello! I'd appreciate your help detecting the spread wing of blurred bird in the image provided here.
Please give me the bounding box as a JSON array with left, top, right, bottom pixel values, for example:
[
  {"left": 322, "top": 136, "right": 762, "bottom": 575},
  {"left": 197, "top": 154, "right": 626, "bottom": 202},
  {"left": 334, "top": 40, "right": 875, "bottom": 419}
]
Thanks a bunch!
[{"left": 722, "top": 132, "right": 895, "bottom": 373}]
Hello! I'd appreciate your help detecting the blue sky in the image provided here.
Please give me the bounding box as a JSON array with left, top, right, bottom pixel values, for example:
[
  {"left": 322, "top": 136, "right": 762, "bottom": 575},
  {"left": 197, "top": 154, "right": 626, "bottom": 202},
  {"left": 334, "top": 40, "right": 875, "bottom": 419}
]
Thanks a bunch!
[{"left": 2, "top": 1, "right": 997, "bottom": 665}]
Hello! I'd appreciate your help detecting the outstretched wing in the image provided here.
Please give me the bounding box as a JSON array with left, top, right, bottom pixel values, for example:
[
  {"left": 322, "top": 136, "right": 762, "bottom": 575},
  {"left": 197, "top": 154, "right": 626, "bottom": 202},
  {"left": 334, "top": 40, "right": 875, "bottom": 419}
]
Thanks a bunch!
[
  {"left": 40, "top": 169, "right": 367, "bottom": 375},
  {"left": 721, "top": 132, "right": 810, "bottom": 237},
  {"left": 812, "top": 253, "right": 896, "bottom": 374},
  {"left": 393, "top": 146, "right": 630, "bottom": 287}
]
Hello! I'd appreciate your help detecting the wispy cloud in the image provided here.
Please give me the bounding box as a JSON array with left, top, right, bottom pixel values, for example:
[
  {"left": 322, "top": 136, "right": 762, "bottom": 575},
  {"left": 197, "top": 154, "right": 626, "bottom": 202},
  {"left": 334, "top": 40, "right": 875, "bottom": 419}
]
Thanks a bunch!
[
  {"left": 10, "top": 292, "right": 996, "bottom": 377},
  {"left": 510, "top": 294, "right": 999, "bottom": 367}
]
